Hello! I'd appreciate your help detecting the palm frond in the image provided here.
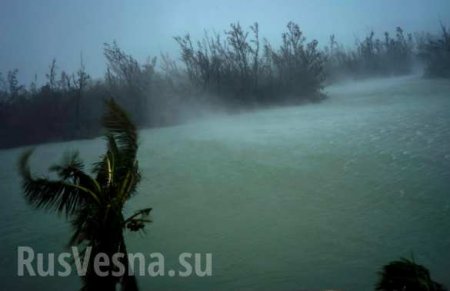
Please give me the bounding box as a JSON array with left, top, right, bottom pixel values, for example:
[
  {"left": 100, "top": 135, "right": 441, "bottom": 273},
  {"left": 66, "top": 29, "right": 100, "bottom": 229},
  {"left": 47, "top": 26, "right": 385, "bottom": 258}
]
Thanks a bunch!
[
  {"left": 49, "top": 151, "right": 101, "bottom": 195},
  {"left": 93, "top": 134, "right": 118, "bottom": 188},
  {"left": 68, "top": 204, "right": 100, "bottom": 246},
  {"left": 49, "top": 151, "right": 84, "bottom": 178},
  {"left": 96, "top": 99, "right": 142, "bottom": 204},
  {"left": 117, "top": 161, "right": 141, "bottom": 206},
  {"left": 124, "top": 208, "right": 152, "bottom": 232},
  {"left": 18, "top": 149, "right": 100, "bottom": 216},
  {"left": 102, "top": 98, "right": 138, "bottom": 165}
]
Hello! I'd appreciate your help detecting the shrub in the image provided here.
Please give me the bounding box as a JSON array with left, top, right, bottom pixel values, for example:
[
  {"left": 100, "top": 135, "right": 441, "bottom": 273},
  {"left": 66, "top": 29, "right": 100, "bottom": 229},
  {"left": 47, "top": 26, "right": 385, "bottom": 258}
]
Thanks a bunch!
[{"left": 420, "top": 25, "right": 450, "bottom": 78}]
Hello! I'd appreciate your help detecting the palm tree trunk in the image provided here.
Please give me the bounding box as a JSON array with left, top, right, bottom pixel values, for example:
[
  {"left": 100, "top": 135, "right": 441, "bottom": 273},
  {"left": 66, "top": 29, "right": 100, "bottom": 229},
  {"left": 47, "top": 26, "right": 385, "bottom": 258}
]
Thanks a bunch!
[
  {"left": 119, "top": 233, "right": 139, "bottom": 291},
  {"left": 83, "top": 244, "right": 118, "bottom": 291},
  {"left": 83, "top": 224, "right": 123, "bottom": 290}
]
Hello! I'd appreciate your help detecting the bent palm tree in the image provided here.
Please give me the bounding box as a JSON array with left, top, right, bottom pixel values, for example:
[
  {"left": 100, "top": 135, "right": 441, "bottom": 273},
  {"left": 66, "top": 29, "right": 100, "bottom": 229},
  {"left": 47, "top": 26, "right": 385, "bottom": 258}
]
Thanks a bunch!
[{"left": 19, "top": 99, "right": 151, "bottom": 291}]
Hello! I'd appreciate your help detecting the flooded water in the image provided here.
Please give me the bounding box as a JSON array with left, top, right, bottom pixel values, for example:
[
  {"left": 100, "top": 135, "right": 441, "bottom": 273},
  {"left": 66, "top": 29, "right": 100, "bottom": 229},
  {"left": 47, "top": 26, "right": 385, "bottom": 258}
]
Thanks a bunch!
[{"left": 1, "top": 76, "right": 449, "bottom": 290}]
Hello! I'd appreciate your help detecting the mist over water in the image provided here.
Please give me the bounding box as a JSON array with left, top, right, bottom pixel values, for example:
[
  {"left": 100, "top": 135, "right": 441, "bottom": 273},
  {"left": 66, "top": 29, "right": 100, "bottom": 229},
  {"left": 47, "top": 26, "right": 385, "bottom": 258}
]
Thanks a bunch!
[{"left": 1, "top": 76, "right": 449, "bottom": 290}]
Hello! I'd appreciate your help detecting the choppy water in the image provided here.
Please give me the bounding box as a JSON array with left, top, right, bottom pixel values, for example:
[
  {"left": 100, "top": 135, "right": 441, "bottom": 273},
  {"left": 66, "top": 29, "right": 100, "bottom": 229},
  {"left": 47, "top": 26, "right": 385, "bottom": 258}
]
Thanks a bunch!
[{"left": 1, "top": 76, "right": 450, "bottom": 290}]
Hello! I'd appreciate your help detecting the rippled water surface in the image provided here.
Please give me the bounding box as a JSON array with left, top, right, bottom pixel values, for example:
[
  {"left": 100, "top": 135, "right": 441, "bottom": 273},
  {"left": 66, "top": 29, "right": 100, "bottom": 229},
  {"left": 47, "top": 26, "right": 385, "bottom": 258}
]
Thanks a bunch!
[{"left": 1, "top": 76, "right": 450, "bottom": 290}]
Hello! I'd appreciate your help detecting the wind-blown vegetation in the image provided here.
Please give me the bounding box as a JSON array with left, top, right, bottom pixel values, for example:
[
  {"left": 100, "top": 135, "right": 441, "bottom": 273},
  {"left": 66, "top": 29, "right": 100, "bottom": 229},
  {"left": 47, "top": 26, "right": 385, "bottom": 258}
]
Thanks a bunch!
[
  {"left": 0, "top": 22, "right": 448, "bottom": 149},
  {"left": 19, "top": 99, "right": 150, "bottom": 291},
  {"left": 324, "top": 27, "right": 415, "bottom": 81},
  {"left": 376, "top": 258, "right": 446, "bottom": 291},
  {"left": 419, "top": 25, "right": 450, "bottom": 78},
  {"left": 174, "top": 22, "right": 325, "bottom": 105}
]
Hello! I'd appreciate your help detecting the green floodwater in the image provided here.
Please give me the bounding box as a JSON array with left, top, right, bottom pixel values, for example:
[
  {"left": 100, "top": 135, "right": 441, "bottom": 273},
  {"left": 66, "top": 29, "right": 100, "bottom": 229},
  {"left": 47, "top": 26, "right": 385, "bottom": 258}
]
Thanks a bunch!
[{"left": 1, "top": 76, "right": 449, "bottom": 290}]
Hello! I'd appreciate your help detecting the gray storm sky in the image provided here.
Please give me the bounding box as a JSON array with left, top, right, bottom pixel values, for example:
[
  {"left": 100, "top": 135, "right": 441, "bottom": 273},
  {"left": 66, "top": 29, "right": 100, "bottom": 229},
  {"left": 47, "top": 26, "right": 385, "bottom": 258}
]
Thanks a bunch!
[{"left": 1, "top": 0, "right": 449, "bottom": 84}]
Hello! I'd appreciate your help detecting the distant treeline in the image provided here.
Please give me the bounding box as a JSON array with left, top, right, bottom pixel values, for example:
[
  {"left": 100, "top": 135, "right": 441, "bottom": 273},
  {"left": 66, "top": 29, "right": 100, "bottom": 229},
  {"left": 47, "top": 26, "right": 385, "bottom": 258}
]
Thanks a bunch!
[
  {"left": 326, "top": 25, "right": 450, "bottom": 80},
  {"left": 1, "top": 22, "right": 449, "bottom": 148},
  {"left": 325, "top": 27, "right": 415, "bottom": 80}
]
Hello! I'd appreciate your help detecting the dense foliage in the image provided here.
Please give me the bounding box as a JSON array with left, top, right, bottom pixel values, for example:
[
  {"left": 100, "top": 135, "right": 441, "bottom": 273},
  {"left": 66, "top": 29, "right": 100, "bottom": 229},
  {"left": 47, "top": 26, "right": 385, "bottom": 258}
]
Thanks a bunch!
[
  {"left": 19, "top": 99, "right": 151, "bottom": 290},
  {"left": 175, "top": 22, "right": 325, "bottom": 105},
  {"left": 376, "top": 258, "right": 446, "bottom": 291},
  {"left": 419, "top": 25, "right": 450, "bottom": 78},
  {"left": 1, "top": 22, "right": 448, "bottom": 148},
  {"left": 325, "top": 27, "right": 415, "bottom": 80}
]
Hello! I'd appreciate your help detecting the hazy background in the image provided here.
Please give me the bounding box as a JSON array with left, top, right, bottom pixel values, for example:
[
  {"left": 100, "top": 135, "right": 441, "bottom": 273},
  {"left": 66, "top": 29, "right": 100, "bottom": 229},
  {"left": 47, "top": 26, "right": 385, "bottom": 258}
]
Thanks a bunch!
[
  {"left": 1, "top": 0, "right": 450, "bottom": 84},
  {"left": 1, "top": 1, "right": 450, "bottom": 289}
]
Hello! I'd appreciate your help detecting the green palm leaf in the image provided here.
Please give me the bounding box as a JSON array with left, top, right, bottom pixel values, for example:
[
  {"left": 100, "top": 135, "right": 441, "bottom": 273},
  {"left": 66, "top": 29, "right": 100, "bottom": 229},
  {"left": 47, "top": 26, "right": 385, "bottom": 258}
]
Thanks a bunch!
[
  {"left": 102, "top": 98, "right": 138, "bottom": 164},
  {"left": 19, "top": 149, "right": 100, "bottom": 216}
]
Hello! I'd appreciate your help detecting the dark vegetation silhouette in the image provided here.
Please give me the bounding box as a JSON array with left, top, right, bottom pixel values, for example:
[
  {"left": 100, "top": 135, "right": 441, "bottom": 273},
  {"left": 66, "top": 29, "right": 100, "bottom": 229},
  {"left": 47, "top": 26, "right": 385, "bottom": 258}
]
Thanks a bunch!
[
  {"left": 174, "top": 22, "right": 325, "bottom": 105},
  {"left": 1, "top": 22, "right": 448, "bottom": 149},
  {"left": 19, "top": 99, "right": 150, "bottom": 291},
  {"left": 325, "top": 27, "right": 415, "bottom": 81},
  {"left": 375, "top": 258, "right": 447, "bottom": 291},
  {"left": 419, "top": 25, "right": 450, "bottom": 78}
]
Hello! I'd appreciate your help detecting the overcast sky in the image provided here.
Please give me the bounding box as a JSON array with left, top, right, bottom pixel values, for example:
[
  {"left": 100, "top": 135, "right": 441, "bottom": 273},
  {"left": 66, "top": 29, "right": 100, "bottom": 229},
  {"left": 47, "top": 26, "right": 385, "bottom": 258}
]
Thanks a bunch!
[{"left": 1, "top": 0, "right": 449, "bottom": 84}]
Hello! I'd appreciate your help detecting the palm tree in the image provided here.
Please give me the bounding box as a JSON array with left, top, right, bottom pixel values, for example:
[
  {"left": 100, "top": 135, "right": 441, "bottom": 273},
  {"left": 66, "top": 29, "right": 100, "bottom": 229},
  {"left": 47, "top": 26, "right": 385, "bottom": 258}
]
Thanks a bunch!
[
  {"left": 376, "top": 257, "right": 446, "bottom": 291},
  {"left": 19, "top": 99, "right": 151, "bottom": 291}
]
